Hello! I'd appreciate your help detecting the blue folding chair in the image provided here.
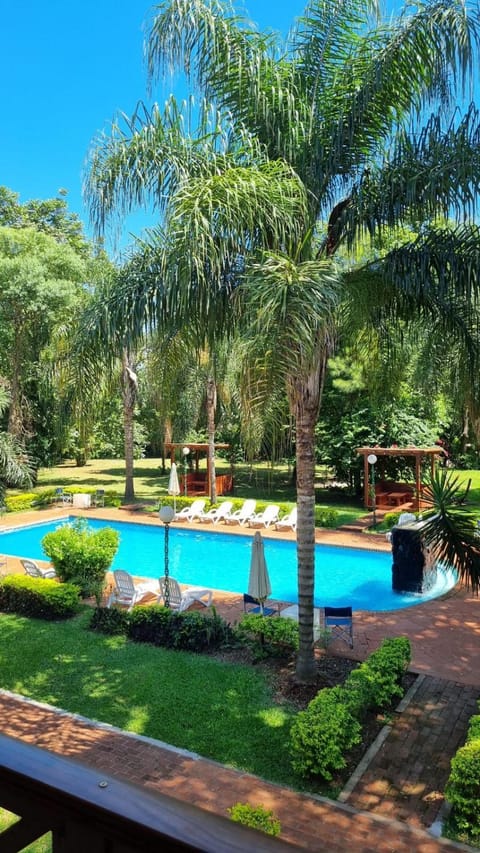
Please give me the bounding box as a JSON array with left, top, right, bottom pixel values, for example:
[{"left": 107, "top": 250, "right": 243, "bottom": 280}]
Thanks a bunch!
[{"left": 324, "top": 606, "right": 353, "bottom": 648}]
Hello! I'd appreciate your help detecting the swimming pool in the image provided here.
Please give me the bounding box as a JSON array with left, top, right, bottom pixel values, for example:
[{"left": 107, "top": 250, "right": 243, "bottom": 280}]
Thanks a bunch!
[{"left": 0, "top": 517, "right": 456, "bottom": 611}]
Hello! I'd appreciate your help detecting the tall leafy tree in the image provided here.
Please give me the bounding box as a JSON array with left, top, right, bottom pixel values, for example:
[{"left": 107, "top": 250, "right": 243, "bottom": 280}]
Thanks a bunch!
[{"left": 86, "top": 0, "right": 480, "bottom": 680}]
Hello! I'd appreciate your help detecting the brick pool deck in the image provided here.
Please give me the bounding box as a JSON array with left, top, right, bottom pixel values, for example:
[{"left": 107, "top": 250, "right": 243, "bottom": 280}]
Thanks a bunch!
[{"left": 1, "top": 506, "right": 479, "bottom": 851}]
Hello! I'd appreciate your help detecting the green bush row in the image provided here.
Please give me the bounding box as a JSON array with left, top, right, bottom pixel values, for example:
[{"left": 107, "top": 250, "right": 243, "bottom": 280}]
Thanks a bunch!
[
  {"left": 290, "top": 637, "right": 411, "bottom": 780},
  {"left": 0, "top": 575, "right": 81, "bottom": 620},
  {"left": 4, "top": 488, "right": 121, "bottom": 514},
  {"left": 90, "top": 604, "right": 233, "bottom": 651},
  {"left": 444, "top": 705, "right": 480, "bottom": 845}
]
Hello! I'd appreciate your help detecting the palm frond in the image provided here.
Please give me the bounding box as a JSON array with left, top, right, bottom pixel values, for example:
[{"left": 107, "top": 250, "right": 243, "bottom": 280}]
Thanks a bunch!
[{"left": 420, "top": 469, "right": 480, "bottom": 592}]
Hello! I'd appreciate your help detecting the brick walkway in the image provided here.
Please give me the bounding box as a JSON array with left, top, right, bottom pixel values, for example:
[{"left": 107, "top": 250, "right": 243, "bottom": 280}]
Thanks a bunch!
[{"left": 1, "top": 506, "right": 479, "bottom": 851}]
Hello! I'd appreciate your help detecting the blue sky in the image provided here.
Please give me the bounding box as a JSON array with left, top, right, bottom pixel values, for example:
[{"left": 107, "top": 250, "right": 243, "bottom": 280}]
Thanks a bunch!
[
  {"left": 0, "top": 0, "right": 307, "bottom": 255},
  {"left": 0, "top": 0, "right": 444, "bottom": 256}
]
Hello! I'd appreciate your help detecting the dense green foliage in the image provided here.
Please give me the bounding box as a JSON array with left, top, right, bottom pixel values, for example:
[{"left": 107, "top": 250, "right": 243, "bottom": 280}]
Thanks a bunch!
[
  {"left": 227, "top": 803, "right": 281, "bottom": 837},
  {"left": 236, "top": 613, "right": 299, "bottom": 657},
  {"left": 444, "top": 706, "right": 480, "bottom": 845},
  {"left": 290, "top": 638, "right": 411, "bottom": 780},
  {"left": 0, "top": 575, "right": 80, "bottom": 620},
  {"left": 41, "top": 519, "right": 119, "bottom": 600}
]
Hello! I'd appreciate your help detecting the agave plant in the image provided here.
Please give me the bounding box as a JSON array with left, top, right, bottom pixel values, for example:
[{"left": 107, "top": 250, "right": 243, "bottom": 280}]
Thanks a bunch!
[{"left": 418, "top": 469, "right": 480, "bottom": 593}]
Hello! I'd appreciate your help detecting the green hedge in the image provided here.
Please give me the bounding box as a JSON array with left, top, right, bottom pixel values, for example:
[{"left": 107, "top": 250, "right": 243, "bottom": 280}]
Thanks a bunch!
[
  {"left": 444, "top": 708, "right": 480, "bottom": 845},
  {"left": 5, "top": 488, "right": 121, "bottom": 514},
  {"left": 0, "top": 575, "right": 81, "bottom": 620},
  {"left": 90, "top": 604, "right": 233, "bottom": 651},
  {"left": 236, "top": 613, "right": 299, "bottom": 656},
  {"left": 290, "top": 637, "right": 411, "bottom": 780}
]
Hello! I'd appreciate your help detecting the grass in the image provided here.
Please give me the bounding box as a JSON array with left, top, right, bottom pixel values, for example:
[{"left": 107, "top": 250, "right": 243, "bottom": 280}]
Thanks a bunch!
[
  {"left": 0, "top": 610, "right": 301, "bottom": 788},
  {"left": 34, "top": 457, "right": 366, "bottom": 528}
]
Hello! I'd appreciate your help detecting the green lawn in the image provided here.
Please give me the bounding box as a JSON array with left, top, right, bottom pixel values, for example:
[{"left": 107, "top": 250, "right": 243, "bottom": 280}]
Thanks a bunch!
[
  {"left": 34, "top": 457, "right": 366, "bottom": 528},
  {"left": 0, "top": 610, "right": 301, "bottom": 788}
]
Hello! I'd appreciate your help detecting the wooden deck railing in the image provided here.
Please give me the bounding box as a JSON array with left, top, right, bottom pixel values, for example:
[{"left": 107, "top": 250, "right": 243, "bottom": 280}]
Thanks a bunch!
[{"left": 0, "top": 734, "right": 296, "bottom": 852}]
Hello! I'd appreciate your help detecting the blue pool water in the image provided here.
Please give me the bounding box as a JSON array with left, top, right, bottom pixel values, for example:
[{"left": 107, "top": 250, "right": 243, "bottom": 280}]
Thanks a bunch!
[{"left": 0, "top": 517, "right": 456, "bottom": 611}]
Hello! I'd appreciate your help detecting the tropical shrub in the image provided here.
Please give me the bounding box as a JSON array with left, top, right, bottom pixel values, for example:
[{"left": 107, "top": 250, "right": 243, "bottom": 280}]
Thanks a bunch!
[
  {"left": 227, "top": 803, "right": 281, "bottom": 837},
  {"left": 0, "top": 575, "right": 80, "bottom": 619},
  {"left": 5, "top": 493, "right": 40, "bottom": 513},
  {"left": 41, "top": 519, "right": 119, "bottom": 601}
]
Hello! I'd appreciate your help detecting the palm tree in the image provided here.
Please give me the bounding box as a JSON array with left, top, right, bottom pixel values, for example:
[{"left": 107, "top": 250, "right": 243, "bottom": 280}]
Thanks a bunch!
[{"left": 86, "top": 0, "right": 480, "bottom": 681}]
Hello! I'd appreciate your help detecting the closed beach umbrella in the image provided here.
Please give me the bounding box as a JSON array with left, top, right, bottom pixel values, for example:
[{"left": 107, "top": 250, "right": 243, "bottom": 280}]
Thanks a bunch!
[
  {"left": 168, "top": 463, "right": 180, "bottom": 513},
  {"left": 248, "top": 531, "right": 271, "bottom": 611}
]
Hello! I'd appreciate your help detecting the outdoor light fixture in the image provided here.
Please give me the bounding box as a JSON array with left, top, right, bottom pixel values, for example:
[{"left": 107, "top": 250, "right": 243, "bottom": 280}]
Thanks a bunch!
[
  {"left": 158, "top": 505, "right": 175, "bottom": 607},
  {"left": 367, "top": 453, "right": 378, "bottom": 528},
  {"left": 182, "top": 446, "right": 190, "bottom": 496}
]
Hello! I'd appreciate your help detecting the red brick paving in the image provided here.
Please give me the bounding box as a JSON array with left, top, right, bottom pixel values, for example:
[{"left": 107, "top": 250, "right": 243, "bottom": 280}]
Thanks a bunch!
[{"left": 1, "top": 506, "right": 479, "bottom": 851}]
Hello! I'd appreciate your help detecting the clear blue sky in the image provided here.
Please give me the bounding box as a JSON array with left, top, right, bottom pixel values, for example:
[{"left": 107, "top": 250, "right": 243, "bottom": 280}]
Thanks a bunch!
[
  {"left": 0, "top": 0, "right": 307, "bottom": 254},
  {"left": 0, "top": 0, "right": 446, "bottom": 256}
]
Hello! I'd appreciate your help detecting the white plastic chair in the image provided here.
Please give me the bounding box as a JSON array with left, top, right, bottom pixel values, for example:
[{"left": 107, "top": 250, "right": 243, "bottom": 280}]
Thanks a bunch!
[
  {"left": 21, "top": 559, "right": 57, "bottom": 579},
  {"left": 107, "top": 570, "right": 159, "bottom": 611},
  {"left": 198, "top": 501, "right": 234, "bottom": 524},
  {"left": 224, "top": 499, "right": 257, "bottom": 526},
  {"left": 248, "top": 504, "right": 280, "bottom": 529},
  {"left": 158, "top": 576, "right": 212, "bottom": 611},
  {"left": 275, "top": 506, "right": 297, "bottom": 532},
  {"left": 174, "top": 499, "right": 207, "bottom": 522}
]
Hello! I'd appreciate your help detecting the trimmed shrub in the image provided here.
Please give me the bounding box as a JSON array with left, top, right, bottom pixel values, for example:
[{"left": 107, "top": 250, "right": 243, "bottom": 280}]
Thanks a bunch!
[
  {"left": 0, "top": 575, "right": 80, "bottom": 620},
  {"left": 5, "top": 493, "right": 40, "bottom": 513},
  {"left": 444, "top": 707, "right": 480, "bottom": 844},
  {"left": 344, "top": 637, "right": 411, "bottom": 713},
  {"left": 290, "top": 637, "right": 411, "bottom": 780},
  {"left": 90, "top": 606, "right": 128, "bottom": 635},
  {"left": 125, "top": 605, "right": 232, "bottom": 651},
  {"left": 41, "top": 519, "right": 119, "bottom": 601},
  {"left": 445, "top": 740, "right": 480, "bottom": 844},
  {"left": 228, "top": 803, "right": 281, "bottom": 836},
  {"left": 290, "top": 686, "right": 362, "bottom": 780},
  {"left": 315, "top": 506, "right": 339, "bottom": 528},
  {"left": 236, "top": 613, "right": 299, "bottom": 657}
]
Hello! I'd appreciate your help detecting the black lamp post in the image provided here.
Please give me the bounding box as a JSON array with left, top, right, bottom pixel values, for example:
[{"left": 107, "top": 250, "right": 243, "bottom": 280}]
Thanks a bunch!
[
  {"left": 367, "top": 453, "right": 378, "bottom": 528},
  {"left": 158, "top": 505, "right": 175, "bottom": 607}
]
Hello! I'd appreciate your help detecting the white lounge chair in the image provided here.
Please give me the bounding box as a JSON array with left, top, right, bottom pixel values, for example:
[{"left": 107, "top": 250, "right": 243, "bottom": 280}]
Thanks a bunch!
[
  {"left": 248, "top": 504, "right": 280, "bottom": 528},
  {"left": 224, "top": 499, "right": 257, "bottom": 526},
  {"left": 275, "top": 506, "right": 297, "bottom": 532},
  {"left": 174, "top": 499, "right": 207, "bottom": 522},
  {"left": 107, "top": 570, "right": 159, "bottom": 611},
  {"left": 198, "top": 501, "right": 234, "bottom": 524},
  {"left": 21, "top": 559, "right": 57, "bottom": 579},
  {"left": 158, "top": 576, "right": 213, "bottom": 611}
]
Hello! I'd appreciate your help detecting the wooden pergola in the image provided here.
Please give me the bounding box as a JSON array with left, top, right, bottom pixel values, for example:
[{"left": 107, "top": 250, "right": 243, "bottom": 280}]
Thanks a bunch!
[
  {"left": 356, "top": 446, "right": 445, "bottom": 511},
  {"left": 164, "top": 442, "right": 231, "bottom": 498}
]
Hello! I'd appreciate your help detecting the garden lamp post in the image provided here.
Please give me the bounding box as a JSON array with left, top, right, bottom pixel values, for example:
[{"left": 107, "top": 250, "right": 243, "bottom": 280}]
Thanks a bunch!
[
  {"left": 367, "top": 453, "right": 378, "bottom": 528},
  {"left": 159, "top": 505, "right": 175, "bottom": 607},
  {"left": 182, "top": 446, "right": 190, "bottom": 496}
]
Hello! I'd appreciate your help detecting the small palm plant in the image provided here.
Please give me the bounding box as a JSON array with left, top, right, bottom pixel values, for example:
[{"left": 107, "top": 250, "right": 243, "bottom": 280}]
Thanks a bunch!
[{"left": 418, "top": 469, "right": 480, "bottom": 593}]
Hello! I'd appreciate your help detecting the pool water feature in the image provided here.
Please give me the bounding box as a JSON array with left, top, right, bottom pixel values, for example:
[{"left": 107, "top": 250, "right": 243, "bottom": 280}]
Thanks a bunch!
[{"left": 0, "top": 517, "right": 456, "bottom": 611}]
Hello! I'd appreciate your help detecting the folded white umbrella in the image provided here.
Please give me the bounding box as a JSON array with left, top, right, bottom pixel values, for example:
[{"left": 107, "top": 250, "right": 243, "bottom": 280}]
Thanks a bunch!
[
  {"left": 248, "top": 531, "right": 272, "bottom": 612},
  {"left": 168, "top": 462, "right": 180, "bottom": 514}
]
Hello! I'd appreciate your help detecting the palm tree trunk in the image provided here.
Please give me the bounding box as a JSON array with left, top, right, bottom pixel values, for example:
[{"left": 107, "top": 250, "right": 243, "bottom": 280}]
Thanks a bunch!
[
  {"left": 288, "top": 348, "right": 329, "bottom": 683},
  {"left": 122, "top": 350, "right": 138, "bottom": 503},
  {"left": 206, "top": 376, "right": 217, "bottom": 502}
]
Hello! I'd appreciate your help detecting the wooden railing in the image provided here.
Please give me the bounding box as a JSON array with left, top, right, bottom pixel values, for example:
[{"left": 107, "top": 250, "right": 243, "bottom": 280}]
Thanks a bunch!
[{"left": 0, "top": 734, "right": 296, "bottom": 852}]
